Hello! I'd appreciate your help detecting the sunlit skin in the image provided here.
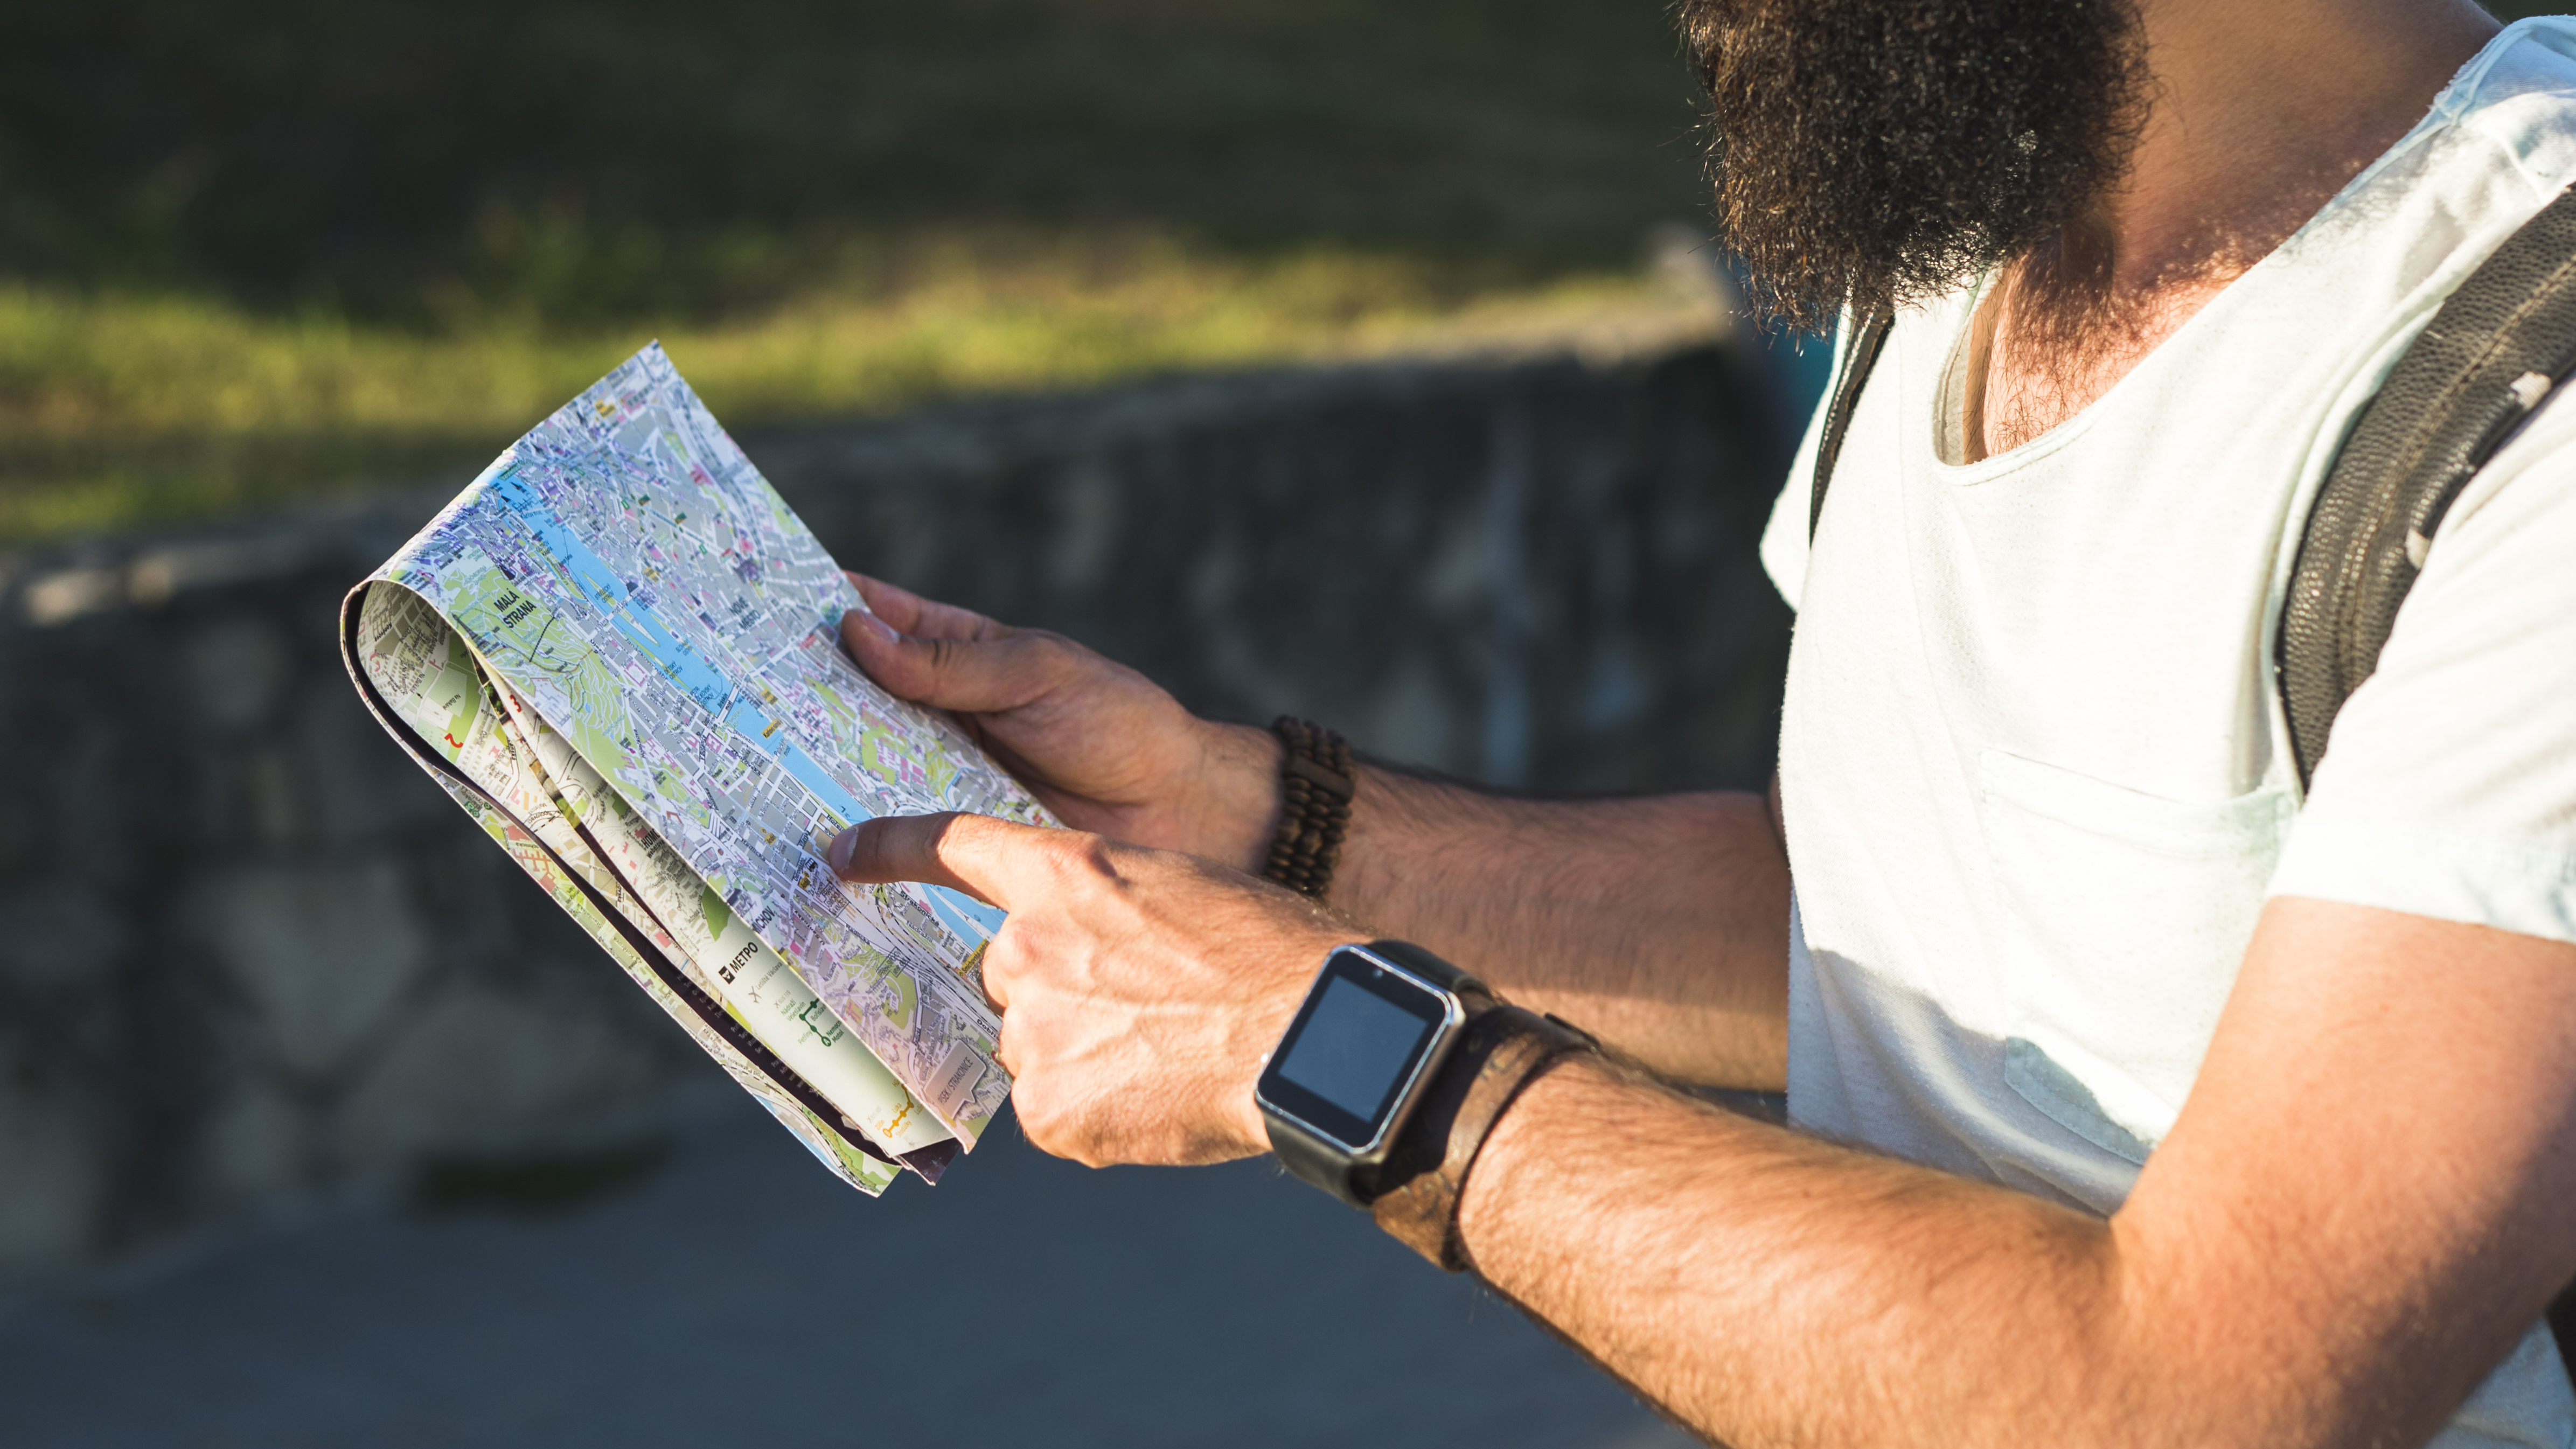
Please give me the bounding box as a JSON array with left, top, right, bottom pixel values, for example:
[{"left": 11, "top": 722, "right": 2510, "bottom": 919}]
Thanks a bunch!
[
  {"left": 826, "top": 2, "right": 2576, "bottom": 1443},
  {"left": 1969, "top": 0, "right": 2502, "bottom": 457}
]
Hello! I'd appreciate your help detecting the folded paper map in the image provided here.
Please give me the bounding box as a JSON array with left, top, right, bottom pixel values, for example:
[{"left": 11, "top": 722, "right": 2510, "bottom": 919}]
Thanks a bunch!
[{"left": 340, "top": 343, "right": 1052, "bottom": 1194}]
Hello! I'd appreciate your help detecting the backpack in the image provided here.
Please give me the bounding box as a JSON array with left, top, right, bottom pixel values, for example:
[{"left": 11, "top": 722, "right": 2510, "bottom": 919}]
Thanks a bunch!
[{"left": 1802, "top": 182, "right": 2576, "bottom": 1379}]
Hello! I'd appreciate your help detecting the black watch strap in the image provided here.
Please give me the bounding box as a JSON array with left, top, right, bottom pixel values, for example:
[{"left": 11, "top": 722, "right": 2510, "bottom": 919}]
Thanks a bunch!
[
  {"left": 1361, "top": 938, "right": 1486, "bottom": 999},
  {"left": 1265, "top": 1107, "right": 1379, "bottom": 1208}
]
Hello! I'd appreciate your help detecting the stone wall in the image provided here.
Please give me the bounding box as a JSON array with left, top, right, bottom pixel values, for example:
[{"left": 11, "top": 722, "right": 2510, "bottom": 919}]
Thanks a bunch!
[
  {"left": 0, "top": 337, "right": 1795, "bottom": 1284},
  {"left": 761, "top": 341, "right": 1795, "bottom": 792}
]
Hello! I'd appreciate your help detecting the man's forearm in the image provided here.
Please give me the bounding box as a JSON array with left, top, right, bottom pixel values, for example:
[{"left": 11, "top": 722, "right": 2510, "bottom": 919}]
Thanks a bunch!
[
  {"left": 1330, "top": 769, "right": 1790, "bottom": 1087},
  {"left": 1453, "top": 1029, "right": 2555, "bottom": 1449},
  {"left": 1456, "top": 1058, "right": 2127, "bottom": 1447}
]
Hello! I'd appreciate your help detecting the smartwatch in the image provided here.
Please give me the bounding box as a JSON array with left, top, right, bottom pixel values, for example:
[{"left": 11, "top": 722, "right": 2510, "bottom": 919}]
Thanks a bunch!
[{"left": 1255, "top": 940, "right": 1484, "bottom": 1207}]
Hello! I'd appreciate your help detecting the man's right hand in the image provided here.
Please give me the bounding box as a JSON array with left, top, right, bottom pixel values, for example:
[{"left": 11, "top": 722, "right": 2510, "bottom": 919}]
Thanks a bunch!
[{"left": 838, "top": 573, "right": 1283, "bottom": 872}]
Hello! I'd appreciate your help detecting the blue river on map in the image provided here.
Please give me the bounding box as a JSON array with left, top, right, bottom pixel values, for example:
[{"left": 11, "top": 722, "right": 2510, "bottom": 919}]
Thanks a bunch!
[{"left": 928, "top": 889, "right": 1007, "bottom": 939}]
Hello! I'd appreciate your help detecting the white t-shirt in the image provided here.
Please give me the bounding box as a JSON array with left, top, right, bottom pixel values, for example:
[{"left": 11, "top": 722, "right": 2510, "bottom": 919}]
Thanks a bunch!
[{"left": 1761, "top": 20, "right": 2576, "bottom": 1446}]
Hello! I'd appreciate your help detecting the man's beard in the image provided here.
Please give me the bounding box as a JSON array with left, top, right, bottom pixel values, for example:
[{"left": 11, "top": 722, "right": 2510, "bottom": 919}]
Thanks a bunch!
[{"left": 1679, "top": 0, "right": 2152, "bottom": 335}]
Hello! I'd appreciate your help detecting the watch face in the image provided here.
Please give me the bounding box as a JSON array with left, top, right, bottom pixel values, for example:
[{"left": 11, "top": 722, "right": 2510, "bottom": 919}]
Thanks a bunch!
[{"left": 1257, "top": 946, "right": 1456, "bottom": 1152}]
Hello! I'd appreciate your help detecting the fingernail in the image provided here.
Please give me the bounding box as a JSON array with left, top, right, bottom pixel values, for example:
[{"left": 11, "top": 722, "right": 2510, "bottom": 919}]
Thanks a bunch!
[
  {"left": 827, "top": 825, "right": 861, "bottom": 876},
  {"left": 859, "top": 607, "right": 899, "bottom": 645}
]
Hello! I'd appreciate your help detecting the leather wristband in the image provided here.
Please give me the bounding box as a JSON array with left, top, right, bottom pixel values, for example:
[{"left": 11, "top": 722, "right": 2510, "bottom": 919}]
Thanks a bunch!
[{"left": 1364, "top": 1003, "right": 1599, "bottom": 1272}]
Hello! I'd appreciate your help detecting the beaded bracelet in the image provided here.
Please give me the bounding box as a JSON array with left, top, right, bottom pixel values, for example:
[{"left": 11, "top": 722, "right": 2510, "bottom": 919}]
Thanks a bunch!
[{"left": 1262, "top": 717, "right": 1355, "bottom": 898}]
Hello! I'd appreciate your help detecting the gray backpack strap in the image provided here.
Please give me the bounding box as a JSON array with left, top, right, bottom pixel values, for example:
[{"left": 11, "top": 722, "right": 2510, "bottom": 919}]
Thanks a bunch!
[
  {"left": 1808, "top": 308, "right": 1896, "bottom": 542},
  {"left": 2279, "top": 184, "right": 2576, "bottom": 789}
]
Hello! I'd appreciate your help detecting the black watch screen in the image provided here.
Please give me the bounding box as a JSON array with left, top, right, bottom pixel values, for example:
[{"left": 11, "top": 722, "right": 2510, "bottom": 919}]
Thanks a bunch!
[{"left": 1256, "top": 945, "right": 1459, "bottom": 1154}]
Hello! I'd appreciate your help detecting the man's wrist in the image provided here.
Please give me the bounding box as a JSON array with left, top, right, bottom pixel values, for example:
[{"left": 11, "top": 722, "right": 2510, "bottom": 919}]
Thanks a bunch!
[
  {"left": 1191, "top": 719, "right": 1288, "bottom": 873},
  {"left": 1450, "top": 1049, "right": 1613, "bottom": 1260},
  {"left": 1364, "top": 998, "right": 1602, "bottom": 1270}
]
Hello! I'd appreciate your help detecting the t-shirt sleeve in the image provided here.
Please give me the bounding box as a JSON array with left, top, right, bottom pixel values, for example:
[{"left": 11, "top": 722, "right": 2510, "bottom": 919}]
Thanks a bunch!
[{"left": 2267, "top": 396, "right": 2576, "bottom": 946}]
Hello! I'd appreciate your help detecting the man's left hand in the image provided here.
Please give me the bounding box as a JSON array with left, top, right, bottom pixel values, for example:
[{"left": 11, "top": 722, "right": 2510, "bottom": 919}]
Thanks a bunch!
[{"left": 827, "top": 813, "right": 1360, "bottom": 1167}]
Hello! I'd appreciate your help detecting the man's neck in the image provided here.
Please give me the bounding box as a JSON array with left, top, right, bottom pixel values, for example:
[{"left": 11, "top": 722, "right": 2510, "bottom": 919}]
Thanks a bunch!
[{"left": 1967, "top": 0, "right": 2501, "bottom": 461}]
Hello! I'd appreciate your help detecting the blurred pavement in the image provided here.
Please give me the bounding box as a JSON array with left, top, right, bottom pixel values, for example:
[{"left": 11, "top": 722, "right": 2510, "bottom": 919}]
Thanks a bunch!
[{"left": 0, "top": 1092, "right": 1695, "bottom": 1449}]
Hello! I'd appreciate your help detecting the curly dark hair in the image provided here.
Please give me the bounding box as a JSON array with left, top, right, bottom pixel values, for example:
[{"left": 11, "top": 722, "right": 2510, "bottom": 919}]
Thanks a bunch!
[{"left": 1677, "top": 0, "right": 2152, "bottom": 334}]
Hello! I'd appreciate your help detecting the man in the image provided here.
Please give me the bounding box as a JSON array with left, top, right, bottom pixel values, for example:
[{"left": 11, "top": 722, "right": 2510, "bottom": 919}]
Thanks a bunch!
[{"left": 825, "top": 0, "right": 2576, "bottom": 1443}]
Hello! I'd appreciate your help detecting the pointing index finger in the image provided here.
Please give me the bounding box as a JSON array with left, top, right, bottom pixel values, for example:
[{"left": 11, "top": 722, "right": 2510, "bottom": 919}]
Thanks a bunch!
[{"left": 826, "top": 812, "right": 1059, "bottom": 914}]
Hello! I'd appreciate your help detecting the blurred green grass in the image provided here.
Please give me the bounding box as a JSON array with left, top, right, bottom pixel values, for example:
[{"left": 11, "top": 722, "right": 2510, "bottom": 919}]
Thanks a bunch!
[
  {"left": 0, "top": 0, "right": 1719, "bottom": 541},
  {"left": 13, "top": 1, "right": 2552, "bottom": 542},
  {"left": 0, "top": 241, "right": 1700, "bottom": 538}
]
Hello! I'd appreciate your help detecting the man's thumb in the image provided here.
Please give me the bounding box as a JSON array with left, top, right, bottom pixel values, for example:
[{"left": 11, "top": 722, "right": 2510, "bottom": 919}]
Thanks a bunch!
[{"left": 839, "top": 608, "right": 1067, "bottom": 714}]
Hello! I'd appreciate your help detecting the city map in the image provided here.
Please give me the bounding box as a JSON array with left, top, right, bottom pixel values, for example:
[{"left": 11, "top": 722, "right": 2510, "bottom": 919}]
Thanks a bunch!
[{"left": 339, "top": 343, "right": 1051, "bottom": 1191}]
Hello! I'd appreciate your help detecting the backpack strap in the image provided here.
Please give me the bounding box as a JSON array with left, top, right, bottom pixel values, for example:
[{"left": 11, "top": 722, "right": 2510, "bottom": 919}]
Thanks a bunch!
[
  {"left": 2278, "top": 184, "right": 2576, "bottom": 790},
  {"left": 1808, "top": 308, "right": 1896, "bottom": 543}
]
